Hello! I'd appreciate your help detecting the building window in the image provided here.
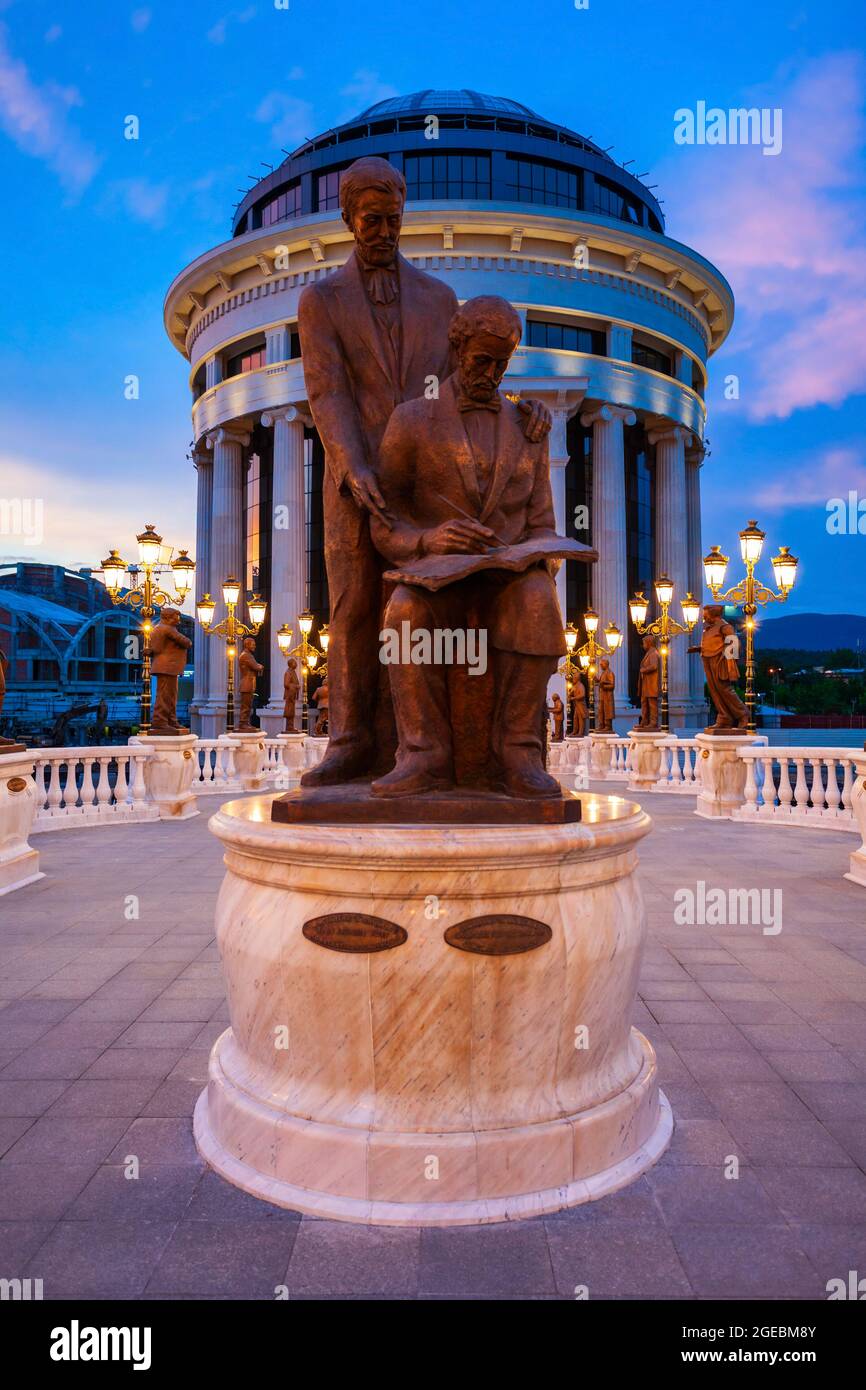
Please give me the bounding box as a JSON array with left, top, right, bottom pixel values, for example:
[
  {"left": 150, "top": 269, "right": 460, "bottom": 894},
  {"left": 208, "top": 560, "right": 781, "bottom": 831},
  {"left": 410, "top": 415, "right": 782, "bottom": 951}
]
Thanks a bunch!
[
  {"left": 404, "top": 153, "right": 491, "bottom": 201},
  {"left": 594, "top": 175, "right": 642, "bottom": 225},
  {"left": 225, "top": 346, "right": 266, "bottom": 378},
  {"left": 632, "top": 341, "right": 673, "bottom": 376},
  {"left": 261, "top": 181, "right": 302, "bottom": 227},
  {"left": 505, "top": 156, "right": 580, "bottom": 209},
  {"left": 625, "top": 424, "right": 656, "bottom": 703},
  {"left": 316, "top": 169, "right": 343, "bottom": 211},
  {"left": 691, "top": 360, "right": 705, "bottom": 398},
  {"left": 565, "top": 417, "right": 593, "bottom": 624},
  {"left": 526, "top": 319, "right": 606, "bottom": 355}
]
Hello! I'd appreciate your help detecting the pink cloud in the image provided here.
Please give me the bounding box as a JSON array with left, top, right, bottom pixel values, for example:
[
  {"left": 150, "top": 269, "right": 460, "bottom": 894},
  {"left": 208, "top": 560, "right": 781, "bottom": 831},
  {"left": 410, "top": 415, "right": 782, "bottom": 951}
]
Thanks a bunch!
[
  {"left": 750, "top": 445, "right": 866, "bottom": 509},
  {"left": 661, "top": 52, "right": 866, "bottom": 420},
  {"left": 0, "top": 23, "right": 100, "bottom": 195}
]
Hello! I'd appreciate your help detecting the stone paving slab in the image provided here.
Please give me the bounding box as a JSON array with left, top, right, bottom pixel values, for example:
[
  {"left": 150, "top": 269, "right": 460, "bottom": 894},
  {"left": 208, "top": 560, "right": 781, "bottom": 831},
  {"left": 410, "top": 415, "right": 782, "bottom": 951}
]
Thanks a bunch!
[{"left": 1, "top": 786, "right": 865, "bottom": 1300}]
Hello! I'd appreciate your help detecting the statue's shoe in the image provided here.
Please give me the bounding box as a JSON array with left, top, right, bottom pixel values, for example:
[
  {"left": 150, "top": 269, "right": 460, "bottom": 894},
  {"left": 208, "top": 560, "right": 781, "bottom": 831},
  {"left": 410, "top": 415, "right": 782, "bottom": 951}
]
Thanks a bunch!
[
  {"left": 370, "top": 762, "right": 454, "bottom": 798},
  {"left": 300, "top": 746, "right": 372, "bottom": 787},
  {"left": 494, "top": 762, "right": 561, "bottom": 799}
]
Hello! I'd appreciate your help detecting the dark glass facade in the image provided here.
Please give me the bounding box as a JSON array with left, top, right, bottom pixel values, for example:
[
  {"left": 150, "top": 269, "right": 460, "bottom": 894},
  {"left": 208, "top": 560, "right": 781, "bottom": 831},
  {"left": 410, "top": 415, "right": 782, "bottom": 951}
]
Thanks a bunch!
[
  {"left": 594, "top": 175, "right": 642, "bottom": 225},
  {"left": 244, "top": 424, "right": 273, "bottom": 719},
  {"left": 624, "top": 423, "right": 656, "bottom": 703},
  {"left": 526, "top": 319, "right": 606, "bottom": 355},
  {"left": 305, "top": 429, "right": 328, "bottom": 621},
  {"left": 565, "top": 417, "right": 593, "bottom": 624},
  {"left": 404, "top": 153, "right": 491, "bottom": 200},
  {"left": 506, "top": 155, "right": 580, "bottom": 209},
  {"left": 632, "top": 341, "right": 673, "bottom": 377},
  {"left": 262, "top": 181, "right": 302, "bottom": 226},
  {"left": 226, "top": 345, "right": 266, "bottom": 378}
]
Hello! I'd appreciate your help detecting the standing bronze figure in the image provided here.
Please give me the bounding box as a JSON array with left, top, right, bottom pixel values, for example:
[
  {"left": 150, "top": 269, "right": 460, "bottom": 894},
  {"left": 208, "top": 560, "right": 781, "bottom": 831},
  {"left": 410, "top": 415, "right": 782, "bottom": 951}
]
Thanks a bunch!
[
  {"left": 636, "top": 635, "right": 660, "bottom": 730},
  {"left": 283, "top": 657, "right": 300, "bottom": 733},
  {"left": 571, "top": 674, "right": 588, "bottom": 738},
  {"left": 150, "top": 608, "right": 192, "bottom": 734},
  {"left": 689, "top": 604, "right": 748, "bottom": 732},
  {"left": 238, "top": 637, "right": 263, "bottom": 731},
  {"left": 597, "top": 658, "right": 616, "bottom": 733}
]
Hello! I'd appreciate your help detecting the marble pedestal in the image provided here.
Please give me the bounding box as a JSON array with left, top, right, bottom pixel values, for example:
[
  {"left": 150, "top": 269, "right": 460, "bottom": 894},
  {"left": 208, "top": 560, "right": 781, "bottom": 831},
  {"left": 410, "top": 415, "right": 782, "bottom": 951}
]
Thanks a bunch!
[
  {"left": 588, "top": 731, "right": 619, "bottom": 780},
  {"left": 225, "top": 732, "right": 268, "bottom": 792},
  {"left": 0, "top": 748, "right": 43, "bottom": 896},
  {"left": 272, "top": 732, "right": 306, "bottom": 790},
  {"left": 694, "top": 731, "right": 757, "bottom": 819},
  {"left": 626, "top": 729, "right": 668, "bottom": 792},
  {"left": 845, "top": 752, "right": 866, "bottom": 889},
  {"left": 131, "top": 733, "right": 198, "bottom": 820},
  {"left": 194, "top": 793, "right": 671, "bottom": 1225}
]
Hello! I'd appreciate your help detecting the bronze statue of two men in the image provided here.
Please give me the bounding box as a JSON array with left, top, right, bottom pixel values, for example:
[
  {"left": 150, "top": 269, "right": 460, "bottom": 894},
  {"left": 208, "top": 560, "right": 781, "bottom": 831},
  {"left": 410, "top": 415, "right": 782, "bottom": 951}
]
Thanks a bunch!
[{"left": 296, "top": 155, "right": 593, "bottom": 804}]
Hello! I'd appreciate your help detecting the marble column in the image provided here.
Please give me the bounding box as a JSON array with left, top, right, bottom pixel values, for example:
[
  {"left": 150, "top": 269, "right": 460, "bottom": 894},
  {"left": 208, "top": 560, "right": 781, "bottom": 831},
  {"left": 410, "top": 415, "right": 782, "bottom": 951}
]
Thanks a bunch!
[
  {"left": 686, "top": 442, "right": 706, "bottom": 713},
  {"left": 190, "top": 442, "right": 212, "bottom": 733},
  {"left": 649, "top": 424, "right": 691, "bottom": 722},
  {"left": 580, "top": 403, "right": 635, "bottom": 700},
  {"left": 259, "top": 406, "right": 308, "bottom": 736},
  {"left": 202, "top": 425, "right": 249, "bottom": 736}
]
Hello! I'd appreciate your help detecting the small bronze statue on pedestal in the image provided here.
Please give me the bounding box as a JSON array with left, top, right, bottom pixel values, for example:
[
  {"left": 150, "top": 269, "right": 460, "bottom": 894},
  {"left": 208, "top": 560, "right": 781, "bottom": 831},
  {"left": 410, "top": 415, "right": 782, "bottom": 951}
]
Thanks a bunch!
[
  {"left": 571, "top": 675, "right": 588, "bottom": 737},
  {"left": 635, "top": 634, "right": 660, "bottom": 731},
  {"left": 238, "top": 637, "right": 264, "bottom": 732},
  {"left": 549, "top": 692, "right": 564, "bottom": 742},
  {"left": 283, "top": 657, "right": 300, "bottom": 733},
  {"left": 150, "top": 608, "right": 192, "bottom": 734},
  {"left": 688, "top": 604, "right": 748, "bottom": 733},
  {"left": 313, "top": 680, "right": 329, "bottom": 736},
  {"left": 597, "top": 658, "right": 616, "bottom": 733}
]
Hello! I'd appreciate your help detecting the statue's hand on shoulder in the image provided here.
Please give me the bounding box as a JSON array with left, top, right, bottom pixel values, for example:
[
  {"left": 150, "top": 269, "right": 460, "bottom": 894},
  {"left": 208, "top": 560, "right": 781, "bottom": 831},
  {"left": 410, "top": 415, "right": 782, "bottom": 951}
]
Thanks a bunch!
[
  {"left": 517, "top": 398, "right": 552, "bottom": 443},
  {"left": 422, "top": 519, "right": 496, "bottom": 555},
  {"left": 346, "top": 464, "right": 393, "bottom": 528}
]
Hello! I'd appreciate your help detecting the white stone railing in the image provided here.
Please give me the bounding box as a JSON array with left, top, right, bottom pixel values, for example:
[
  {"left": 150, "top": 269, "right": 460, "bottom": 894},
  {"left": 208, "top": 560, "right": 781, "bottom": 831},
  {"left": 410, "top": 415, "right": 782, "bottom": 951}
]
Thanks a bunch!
[
  {"left": 31, "top": 747, "right": 159, "bottom": 832},
  {"left": 733, "top": 747, "right": 858, "bottom": 833},
  {"left": 654, "top": 737, "right": 702, "bottom": 794},
  {"left": 193, "top": 739, "right": 242, "bottom": 794}
]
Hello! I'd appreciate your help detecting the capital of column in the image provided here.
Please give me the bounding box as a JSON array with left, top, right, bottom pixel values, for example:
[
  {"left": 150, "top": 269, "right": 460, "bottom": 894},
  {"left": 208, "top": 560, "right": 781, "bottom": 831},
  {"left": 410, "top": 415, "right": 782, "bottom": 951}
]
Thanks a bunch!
[
  {"left": 206, "top": 425, "right": 251, "bottom": 450},
  {"left": 648, "top": 423, "right": 693, "bottom": 449},
  {"left": 261, "top": 404, "right": 312, "bottom": 430},
  {"left": 685, "top": 438, "right": 707, "bottom": 469},
  {"left": 580, "top": 403, "right": 637, "bottom": 429},
  {"left": 191, "top": 440, "right": 212, "bottom": 470}
]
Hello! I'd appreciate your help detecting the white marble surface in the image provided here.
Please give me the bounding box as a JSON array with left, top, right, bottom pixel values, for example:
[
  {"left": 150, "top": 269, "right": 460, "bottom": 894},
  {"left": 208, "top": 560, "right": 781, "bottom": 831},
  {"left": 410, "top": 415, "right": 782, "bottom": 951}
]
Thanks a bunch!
[
  {"left": 626, "top": 729, "right": 668, "bottom": 791},
  {"left": 224, "top": 731, "right": 268, "bottom": 791},
  {"left": 195, "top": 792, "right": 669, "bottom": 1224},
  {"left": 0, "top": 748, "right": 43, "bottom": 895},
  {"left": 694, "top": 731, "right": 760, "bottom": 819},
  {"left": 132, "top": 733, "right": 199, "bottom": 819},
  {"left": 846, "top": 753, "right": 866, "bottom": 888}
]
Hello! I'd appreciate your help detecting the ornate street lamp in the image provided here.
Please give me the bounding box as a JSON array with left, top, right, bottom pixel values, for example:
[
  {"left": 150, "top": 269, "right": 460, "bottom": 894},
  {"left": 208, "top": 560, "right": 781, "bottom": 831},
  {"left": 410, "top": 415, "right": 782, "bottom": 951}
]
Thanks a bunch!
[
  {"left": 196, "top": 579, "right": 267, "bottom": 732},
  {"left": 276, "top": 613, "right": 328, "bottom": 734},
  {"left": 562, "top": 609, "right": 623, "bottom": 732},
  {"left": 703, "top": 519, "right": 798, "bottom": 733},
  {"left": 629, "top": 576, "right": 699, "bottom": 732},
  {"left": 97, "top": 525, "right": 195, "bottom": 732}
]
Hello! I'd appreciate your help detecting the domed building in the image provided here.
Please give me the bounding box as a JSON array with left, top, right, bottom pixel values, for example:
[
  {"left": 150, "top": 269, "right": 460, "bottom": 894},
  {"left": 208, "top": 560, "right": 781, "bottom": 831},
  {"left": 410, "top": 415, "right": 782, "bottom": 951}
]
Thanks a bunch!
[{"left": 164, "top": 89, "right": 733, "bottom": 736}]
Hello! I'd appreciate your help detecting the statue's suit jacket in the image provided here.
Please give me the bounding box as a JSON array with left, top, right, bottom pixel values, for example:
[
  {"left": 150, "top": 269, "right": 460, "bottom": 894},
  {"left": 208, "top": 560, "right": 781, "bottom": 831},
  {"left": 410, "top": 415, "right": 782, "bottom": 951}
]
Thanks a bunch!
[
  {"left": 371, "top": 374, "right": 565, "bottom": 658},
  {"left": 298, "top": 251, "right": 458, "bottom": 749},
  {"left": 150, "top": 622, "right": 191, "bottom": 677}
]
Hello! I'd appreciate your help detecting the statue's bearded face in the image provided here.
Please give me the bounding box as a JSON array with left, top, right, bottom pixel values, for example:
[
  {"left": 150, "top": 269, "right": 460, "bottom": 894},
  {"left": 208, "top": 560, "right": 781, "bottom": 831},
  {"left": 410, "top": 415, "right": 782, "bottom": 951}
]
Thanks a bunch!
[
  {"left": 348, "top": 188, "right": 403, "bottom": 266},
  {"left": 457, "top": 330, "right": 517, "bottom": 402}
]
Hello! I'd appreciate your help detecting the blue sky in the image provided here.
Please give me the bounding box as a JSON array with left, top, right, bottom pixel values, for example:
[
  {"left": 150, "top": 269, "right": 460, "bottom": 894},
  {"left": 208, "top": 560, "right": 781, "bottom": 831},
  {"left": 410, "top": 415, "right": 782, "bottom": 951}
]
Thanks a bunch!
[{"left": 0, "top": 0, "right": 864, "bottom": 614}]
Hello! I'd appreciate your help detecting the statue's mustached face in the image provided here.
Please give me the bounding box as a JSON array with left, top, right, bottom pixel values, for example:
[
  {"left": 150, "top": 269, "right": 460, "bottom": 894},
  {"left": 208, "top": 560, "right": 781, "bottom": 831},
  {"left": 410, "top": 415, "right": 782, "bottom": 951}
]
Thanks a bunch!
[
  {"left": 349, "top": 189, "right": 403, "bottom": 265},
  {"left": 458, "top": 331, "right": 517, "bottom": 400}
]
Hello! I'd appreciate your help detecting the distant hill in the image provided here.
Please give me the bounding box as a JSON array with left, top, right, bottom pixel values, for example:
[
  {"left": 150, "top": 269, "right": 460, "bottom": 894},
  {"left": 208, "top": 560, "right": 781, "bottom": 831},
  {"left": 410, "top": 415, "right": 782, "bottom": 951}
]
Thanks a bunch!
[{"left": 755, "top": 613, "right": 866, "bottom": 651}]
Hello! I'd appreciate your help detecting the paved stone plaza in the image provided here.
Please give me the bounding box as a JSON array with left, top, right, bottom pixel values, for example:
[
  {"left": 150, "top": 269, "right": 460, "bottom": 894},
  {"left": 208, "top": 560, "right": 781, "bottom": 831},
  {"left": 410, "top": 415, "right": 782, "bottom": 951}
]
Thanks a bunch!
[{"left": 1, "top": 788, "right": 864, "bottom": 1301}]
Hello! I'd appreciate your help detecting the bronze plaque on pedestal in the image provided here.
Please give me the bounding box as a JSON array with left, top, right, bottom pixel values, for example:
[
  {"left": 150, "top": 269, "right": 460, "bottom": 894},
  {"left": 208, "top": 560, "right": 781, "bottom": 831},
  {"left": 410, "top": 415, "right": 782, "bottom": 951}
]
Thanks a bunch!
[
  {"left": 302, "top": 913, "right": 407, "bottom": 954},
  {"left": 444, "top": 915, "right": 552, "bottom": 956}
]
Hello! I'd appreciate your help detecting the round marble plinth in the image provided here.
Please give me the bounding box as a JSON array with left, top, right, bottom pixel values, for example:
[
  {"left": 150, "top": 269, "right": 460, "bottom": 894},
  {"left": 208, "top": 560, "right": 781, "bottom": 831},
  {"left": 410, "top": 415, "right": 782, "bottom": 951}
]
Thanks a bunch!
[{"left": 196, "top": 793, "right": 671, "bottom": 1225}]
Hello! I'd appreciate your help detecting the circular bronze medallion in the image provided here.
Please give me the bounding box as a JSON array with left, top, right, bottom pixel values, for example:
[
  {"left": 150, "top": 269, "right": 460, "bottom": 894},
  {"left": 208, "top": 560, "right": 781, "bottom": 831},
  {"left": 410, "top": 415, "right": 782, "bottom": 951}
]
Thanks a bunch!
[{"left": 6, "top": 776, "right": 28, "bottom": 793}]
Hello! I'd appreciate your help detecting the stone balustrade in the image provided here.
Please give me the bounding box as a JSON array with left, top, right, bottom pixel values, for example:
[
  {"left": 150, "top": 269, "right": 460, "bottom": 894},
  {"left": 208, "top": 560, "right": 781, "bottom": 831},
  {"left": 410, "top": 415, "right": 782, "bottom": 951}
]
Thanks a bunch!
[
  {"left": 732, "top": 747, "right": 858, "bottom": 833},
  {"left": 31, "top": 746, "right": 158, "bottom": 832}
]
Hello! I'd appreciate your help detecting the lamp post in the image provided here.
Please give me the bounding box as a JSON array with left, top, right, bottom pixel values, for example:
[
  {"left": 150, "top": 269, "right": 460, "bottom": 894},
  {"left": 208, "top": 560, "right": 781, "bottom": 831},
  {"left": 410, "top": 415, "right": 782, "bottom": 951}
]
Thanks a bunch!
[
  {"left": 196, "top": 579, "right": 267, "bottom": 733},
  {"left": 99, "top": 524, "right": 195, "bottom": 733},
  {"left": 276, "top": 612, "right": 328, "bottom": 735},
  {"left": 703, "top": 520, "right": 797, "bottom": 735},
  {"left": 629, "top": 578, "right": 700, "bottom": 733},
  {"left": 566, "top": 611, "right": 623, "bottom": 732}
]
